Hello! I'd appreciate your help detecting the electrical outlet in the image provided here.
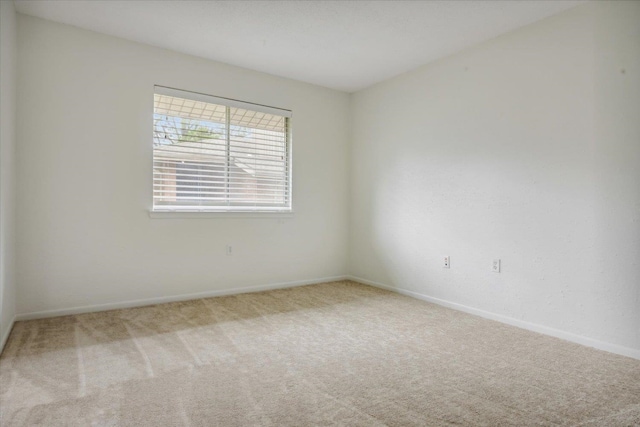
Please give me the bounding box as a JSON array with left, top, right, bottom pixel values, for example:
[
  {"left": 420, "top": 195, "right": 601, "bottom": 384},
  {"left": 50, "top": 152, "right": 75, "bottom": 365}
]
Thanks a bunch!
[
  {"left": 226, "top": 245, "right": 233, "bottom": 256},
  {"left": 443, "top": 256, "right": 450, "bottom": 269},
  {"left": 492, "top": 259, "right": 500, "bottom": 273}
]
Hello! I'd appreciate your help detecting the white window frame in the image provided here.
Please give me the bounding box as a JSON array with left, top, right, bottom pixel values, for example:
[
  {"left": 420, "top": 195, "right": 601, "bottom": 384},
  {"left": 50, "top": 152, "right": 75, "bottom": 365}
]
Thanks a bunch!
[{"left": 150, "top": 86, "right": 293, "bottom": 216}]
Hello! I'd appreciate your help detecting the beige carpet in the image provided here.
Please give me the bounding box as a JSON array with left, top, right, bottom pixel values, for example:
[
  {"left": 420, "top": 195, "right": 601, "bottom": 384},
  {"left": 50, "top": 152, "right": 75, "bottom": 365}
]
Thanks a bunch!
[{"left": 1, "top": 281, "right": 639, "bottom": 426}]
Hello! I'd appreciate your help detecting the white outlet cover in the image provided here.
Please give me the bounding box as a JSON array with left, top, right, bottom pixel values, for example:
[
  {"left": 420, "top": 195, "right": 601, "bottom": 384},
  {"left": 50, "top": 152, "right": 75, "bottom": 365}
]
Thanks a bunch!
[{"left": 492, "top": 259, "right": 501, "bottom": 273}]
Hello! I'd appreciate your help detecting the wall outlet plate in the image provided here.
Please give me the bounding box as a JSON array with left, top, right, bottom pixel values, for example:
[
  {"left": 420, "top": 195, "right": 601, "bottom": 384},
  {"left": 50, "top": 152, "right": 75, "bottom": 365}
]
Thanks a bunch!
[
  {"left": 492, "top": 259, "right": 500, "bottom": 273},
  {"left": 444, "top": 256, "right": 450, "bottom": 268}
]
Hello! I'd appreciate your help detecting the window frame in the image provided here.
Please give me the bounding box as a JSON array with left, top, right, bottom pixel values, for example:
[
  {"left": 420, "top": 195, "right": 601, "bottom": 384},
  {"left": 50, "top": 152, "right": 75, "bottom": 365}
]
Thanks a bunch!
[{"left": 150, "top": 86, "right": 293, "bottom": 215}]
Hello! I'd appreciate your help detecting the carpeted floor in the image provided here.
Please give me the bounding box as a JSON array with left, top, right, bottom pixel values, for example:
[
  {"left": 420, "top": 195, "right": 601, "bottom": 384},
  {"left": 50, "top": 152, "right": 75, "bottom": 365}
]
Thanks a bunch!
[{"left": 1, "top": 281, "right": 639, "bottom": 426}]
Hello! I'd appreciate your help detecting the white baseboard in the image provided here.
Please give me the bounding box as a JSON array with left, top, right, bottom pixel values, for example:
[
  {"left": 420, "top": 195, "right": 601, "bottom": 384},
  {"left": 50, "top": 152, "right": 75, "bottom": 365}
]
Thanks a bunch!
[
  {"left": 348, "top": 275, "right": 640, "bottom": 361},
  {"left": 13, "top": 274, "right": 640, "bottom": 361},
  {"left": 0, "top": 316, "right": 16, "bottom": 355},
  {"left": 16, "top": 275, "right": 349, "bottom": 321}
]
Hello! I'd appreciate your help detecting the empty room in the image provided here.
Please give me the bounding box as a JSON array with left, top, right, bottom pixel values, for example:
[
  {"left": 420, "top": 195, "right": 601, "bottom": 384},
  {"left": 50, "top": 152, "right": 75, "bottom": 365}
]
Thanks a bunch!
[{"left": 1, "top": 0, "right": 639, "bottom": 425}]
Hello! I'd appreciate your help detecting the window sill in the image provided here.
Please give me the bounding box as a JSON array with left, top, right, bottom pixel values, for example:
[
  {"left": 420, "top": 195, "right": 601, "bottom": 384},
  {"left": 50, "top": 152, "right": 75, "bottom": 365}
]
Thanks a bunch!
[{"left": 148, "top": 210, "right": 294, "bottom": 219}]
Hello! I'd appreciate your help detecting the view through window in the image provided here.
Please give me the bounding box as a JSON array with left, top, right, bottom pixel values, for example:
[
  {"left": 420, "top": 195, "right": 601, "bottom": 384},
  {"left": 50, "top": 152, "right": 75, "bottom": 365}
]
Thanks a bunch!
[{"left": 153, "top": 86, "right": 292, "bottom": 212}]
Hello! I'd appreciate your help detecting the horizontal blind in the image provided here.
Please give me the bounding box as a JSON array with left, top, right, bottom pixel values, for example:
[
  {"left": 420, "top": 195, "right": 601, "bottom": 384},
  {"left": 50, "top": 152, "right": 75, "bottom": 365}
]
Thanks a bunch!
[{"left": 153, "top": 86, "right": 292, "bottom": 211}]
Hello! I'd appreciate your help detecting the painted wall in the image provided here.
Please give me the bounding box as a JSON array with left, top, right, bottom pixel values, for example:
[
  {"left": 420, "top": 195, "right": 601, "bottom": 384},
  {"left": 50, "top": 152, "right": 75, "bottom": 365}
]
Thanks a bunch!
[
  {"left": 16, "top": 15, "right": 350, "bottom": 314},
  {"left": 0, "top": 0, "right": 18, "bottom": 349},
  {"left": 12, "top": 2, "right": 640, "bottom": 358},
  {"left": 350, "top": 1, "right": 640, "bottom": 354}
]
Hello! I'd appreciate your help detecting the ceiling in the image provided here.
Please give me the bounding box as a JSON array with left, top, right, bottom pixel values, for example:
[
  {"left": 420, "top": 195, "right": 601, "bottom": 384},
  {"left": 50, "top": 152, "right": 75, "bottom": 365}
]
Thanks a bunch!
[{"left": 14, "top": 0, "right": 584, "bottom": 92}]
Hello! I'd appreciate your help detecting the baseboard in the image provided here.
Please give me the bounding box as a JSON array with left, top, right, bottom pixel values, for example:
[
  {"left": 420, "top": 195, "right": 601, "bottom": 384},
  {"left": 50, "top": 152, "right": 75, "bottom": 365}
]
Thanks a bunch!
[
  {"left": 348, "top": 275, "right": 640, "bottom": 361},
  {"left": 14, "top": 274, "right": 640, "bottom": 360},
  {"left": 0, "top": 316, "right": 16, "bottom": 355},
  {"left": 16, "top": 275, "right": 349, "bottom": 321}
]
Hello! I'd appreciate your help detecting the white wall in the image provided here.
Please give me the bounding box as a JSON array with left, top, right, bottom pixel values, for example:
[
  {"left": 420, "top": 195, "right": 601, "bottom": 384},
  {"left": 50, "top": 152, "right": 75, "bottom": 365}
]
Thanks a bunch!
[
  {"left": 16, "top": 15, "right": 350, "bottom": 315},
  {"left": 0, "top": 0, "right": 18, "bottom": 349},
  {"left": 350, "top": 1, "right": 640, "bottom": 355},
  {"left": 12, "top": 2, "right": 640, "bottom": 358}
]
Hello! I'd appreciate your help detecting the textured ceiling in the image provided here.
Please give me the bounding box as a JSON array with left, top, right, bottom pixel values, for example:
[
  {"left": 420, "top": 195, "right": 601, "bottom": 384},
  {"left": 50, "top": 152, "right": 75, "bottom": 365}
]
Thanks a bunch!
[{"left": 14, "top": 0, "right": 584, "bottom": 92}]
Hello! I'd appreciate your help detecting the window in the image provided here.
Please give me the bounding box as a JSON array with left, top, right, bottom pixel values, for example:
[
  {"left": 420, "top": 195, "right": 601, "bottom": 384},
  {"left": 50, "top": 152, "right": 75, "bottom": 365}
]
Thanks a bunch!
[{"left": 153, "top": 86, "right": 292, "bottom": 212}]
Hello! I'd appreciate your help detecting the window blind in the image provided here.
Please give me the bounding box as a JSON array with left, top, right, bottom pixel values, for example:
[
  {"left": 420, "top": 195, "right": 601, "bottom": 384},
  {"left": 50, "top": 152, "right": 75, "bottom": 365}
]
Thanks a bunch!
[{"left": 153, "top": 86, "right": 292, "bottom": 212}]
